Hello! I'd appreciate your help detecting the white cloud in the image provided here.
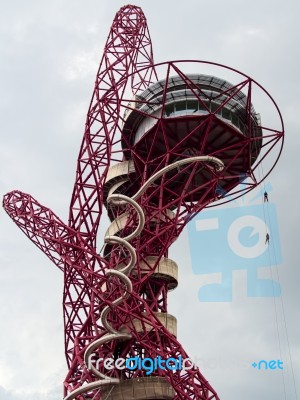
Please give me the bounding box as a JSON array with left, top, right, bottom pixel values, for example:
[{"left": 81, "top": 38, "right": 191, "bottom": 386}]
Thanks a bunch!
[{"left": 63, "top": 48, "right": 101, "bottom": 81}]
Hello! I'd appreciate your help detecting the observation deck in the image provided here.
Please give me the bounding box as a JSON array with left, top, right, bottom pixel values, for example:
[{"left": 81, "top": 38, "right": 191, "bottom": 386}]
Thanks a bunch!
[
  {"left": 120, "top": 74, "right": 263, "bottom": 203},
  {"left": 123, "top": 74, "right": 261, "bottom": 144}
]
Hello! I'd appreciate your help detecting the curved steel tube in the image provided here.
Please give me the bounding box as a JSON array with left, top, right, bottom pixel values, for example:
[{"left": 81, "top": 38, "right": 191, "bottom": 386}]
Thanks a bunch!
[{"left": 65, "top": 155, "right": 223, "bottom": 399}]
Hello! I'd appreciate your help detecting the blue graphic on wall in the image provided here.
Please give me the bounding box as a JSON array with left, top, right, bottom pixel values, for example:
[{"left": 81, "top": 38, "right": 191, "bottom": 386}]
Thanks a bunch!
[{"left": 187, "top": 183, "right": 282, "bottom": 302}]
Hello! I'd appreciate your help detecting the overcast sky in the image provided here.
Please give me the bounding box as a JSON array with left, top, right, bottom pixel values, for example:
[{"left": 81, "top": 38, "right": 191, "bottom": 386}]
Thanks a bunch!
[{"left": 0, "top": 1, "right": 299, "bottom": 399}]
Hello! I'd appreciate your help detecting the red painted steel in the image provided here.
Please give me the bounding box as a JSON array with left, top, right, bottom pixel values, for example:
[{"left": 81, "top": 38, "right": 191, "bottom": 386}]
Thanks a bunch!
[{"left": 3, "top": 4, "right": 284, "bottom": 400}]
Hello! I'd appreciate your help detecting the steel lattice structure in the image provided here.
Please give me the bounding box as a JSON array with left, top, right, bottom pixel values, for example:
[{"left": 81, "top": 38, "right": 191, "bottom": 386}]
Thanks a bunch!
[{"left": 3, "top": 4, "right": 284, "bottom": 400}]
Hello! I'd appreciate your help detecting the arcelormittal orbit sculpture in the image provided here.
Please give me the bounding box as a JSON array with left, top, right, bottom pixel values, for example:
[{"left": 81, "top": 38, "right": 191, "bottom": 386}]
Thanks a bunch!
[{"left": 3, "top": 4, "right": 284, "bottom": 400}]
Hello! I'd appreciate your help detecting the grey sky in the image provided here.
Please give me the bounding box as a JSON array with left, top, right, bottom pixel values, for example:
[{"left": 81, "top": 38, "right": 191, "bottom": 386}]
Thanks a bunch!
[{"left": 0, "top": 0, "right": 299, "bottom": 399}]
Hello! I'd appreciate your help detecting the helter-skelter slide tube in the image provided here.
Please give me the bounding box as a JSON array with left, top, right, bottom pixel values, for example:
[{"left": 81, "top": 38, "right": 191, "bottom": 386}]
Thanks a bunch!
[
  {"left": 63, "top": 156, "right": 224, "bottom": 400},
  {"left": 3, "top": 4, "right": 284, "bottom": 400}
]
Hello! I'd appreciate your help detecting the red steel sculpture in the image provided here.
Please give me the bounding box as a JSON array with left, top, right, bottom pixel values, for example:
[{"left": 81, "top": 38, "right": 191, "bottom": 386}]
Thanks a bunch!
[{"left": 3, "top": 4, "right": 284, "bottom": 400}]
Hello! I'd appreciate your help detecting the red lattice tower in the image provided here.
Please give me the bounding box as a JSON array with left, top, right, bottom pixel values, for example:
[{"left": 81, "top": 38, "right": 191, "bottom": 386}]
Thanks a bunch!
[{"left": 3, "top": 4, "right": 284, "bottom": 400}]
